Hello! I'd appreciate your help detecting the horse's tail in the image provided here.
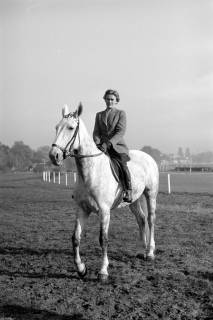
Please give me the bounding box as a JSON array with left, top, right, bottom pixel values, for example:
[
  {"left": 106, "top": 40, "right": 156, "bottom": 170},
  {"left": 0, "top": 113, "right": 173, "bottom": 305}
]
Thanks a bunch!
[
  {"left": 140, "top": 193, "right": 148, "bottom": 217},
  {"left": 140, "top": 193, "right": 150, "bottom": 239}
]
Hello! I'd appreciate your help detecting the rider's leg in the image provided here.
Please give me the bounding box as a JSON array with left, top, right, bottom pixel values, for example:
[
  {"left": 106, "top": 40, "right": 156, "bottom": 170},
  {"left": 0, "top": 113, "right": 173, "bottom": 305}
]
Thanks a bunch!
[
  {"left": 120, "top": 161, "right": 132, "bottom": 203},
  {"left": 108, "top": 148, "right": 132, "bottom": 203}
]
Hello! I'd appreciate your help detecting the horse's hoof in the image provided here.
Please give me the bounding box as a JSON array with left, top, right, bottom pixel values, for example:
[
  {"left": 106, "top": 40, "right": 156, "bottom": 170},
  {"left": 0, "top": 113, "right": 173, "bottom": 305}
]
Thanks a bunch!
[
  {"left": 77, "top": 265, "right": 87, "bottom": 279},
  {"left": 136, "top": 253, "right": 146, "bottom": 260},
  {"left": 146, "top": 254, "right": 155, "bottom": 261},
  {"left": 98, "top": 273, "right": 109, "bottom": 283}
]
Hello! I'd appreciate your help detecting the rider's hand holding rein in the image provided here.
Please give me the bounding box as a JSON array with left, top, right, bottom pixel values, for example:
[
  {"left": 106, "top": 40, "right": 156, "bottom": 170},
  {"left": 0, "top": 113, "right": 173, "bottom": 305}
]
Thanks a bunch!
[{"left": 98, "top": 139, "right": 112, "bottom": 153}]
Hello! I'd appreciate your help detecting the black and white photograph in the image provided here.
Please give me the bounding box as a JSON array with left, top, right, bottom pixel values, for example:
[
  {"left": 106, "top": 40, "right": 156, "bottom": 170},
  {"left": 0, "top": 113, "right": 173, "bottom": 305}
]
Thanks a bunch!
[{"left": 0, "top": 0, "right": 212, "bottom": 319}]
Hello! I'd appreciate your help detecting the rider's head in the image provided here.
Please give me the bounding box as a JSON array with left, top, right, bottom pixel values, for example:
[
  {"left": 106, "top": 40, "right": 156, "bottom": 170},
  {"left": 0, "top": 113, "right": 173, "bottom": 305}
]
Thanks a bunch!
[{"left": 103, "top": 89, "right": 120, "bottom": 103}]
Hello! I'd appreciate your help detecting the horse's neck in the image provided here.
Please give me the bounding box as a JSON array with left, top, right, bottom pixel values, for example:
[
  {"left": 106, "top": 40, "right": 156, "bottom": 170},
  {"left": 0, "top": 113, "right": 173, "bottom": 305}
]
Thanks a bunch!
[
  {"left": 78, "top": 120, "right": 99, "bottom": 155},
  {"left": 75, "top": 120, "right": 107, "bottom": 183}
]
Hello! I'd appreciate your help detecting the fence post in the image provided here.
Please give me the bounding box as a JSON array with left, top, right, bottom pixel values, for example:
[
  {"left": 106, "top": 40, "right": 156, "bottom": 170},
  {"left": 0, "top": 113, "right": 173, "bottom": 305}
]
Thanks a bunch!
[
  {"left": 65, "top": 173, "right": 68, "bottom": 186},
  {"left": 48, "top": 171, "right": 51, "bottom": 182},
  {"left": 43, "top": 171, "right": 45, "bottom": 181},
  {"left": 58, "top": 172, "right": 61, "bottom": 184},
  {"left": 45, "top": 171, "right": 48, "bottom": 181},
  {"left": 53, "top": 172, "right": 55, "bottom": 183},
  {"left": 74, "top": 172, "right": 77, "bottom": 183},
  {"left": 168, "top": 173, "right": 171, "bottom": 194}
]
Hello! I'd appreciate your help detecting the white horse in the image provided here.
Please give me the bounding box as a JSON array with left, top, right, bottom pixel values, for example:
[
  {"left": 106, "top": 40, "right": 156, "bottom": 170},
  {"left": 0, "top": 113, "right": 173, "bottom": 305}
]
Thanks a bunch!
[{"left": 49, "top": 104, "right": 159, "bottom": 282}]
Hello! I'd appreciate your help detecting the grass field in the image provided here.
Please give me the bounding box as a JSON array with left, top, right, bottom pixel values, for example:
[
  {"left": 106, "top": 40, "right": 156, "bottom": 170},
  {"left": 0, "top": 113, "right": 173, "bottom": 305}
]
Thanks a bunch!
[{"left": 0, "top": 173, "right": 212, "bottom": 320}]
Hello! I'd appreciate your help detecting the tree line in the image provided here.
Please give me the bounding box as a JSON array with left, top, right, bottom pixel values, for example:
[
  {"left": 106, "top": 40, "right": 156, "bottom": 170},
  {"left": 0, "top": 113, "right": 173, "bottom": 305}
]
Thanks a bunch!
[
  {"left": 0, "top": 141, "right": 78, "bottom": 172},
  {"left": 141, "top": 146, "right": 213, "bottom": 165},
  {"left": 0, "top": 141, "right": 213, "bottom": 172},
  {"left": 0, "top": 141, "right": 51, "bottom": 172}
]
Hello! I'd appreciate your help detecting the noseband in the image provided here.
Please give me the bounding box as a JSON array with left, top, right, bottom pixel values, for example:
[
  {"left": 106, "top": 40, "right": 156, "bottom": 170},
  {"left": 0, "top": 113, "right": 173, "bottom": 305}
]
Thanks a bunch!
[{"left": 52, "top": 115, "right": 103, "bottom": 159}]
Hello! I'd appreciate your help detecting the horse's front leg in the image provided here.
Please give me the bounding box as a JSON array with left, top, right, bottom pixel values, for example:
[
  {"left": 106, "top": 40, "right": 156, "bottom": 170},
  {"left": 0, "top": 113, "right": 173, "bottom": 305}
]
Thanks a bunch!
[
  {"left": 72, "top": 210, "right": 89, "bottom": 278},
  {"left": 98, "top": 206, "right": 110, "bottom": 282},
  {"left": 146, "top": 192, "right": 157, "bottom": 260}
]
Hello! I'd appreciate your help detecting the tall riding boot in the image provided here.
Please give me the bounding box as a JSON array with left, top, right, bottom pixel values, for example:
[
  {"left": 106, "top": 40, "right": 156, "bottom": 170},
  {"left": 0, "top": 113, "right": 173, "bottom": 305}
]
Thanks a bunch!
[{"left": 122, "top": 164, "right": 132, "bottom": 203}]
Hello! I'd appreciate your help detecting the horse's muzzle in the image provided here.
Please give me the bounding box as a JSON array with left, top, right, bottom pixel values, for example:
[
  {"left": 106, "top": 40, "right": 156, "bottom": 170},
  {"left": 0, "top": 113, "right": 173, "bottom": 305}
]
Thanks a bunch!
[{"left": 49, "top": 146, "right": 63, "bottom": 166}]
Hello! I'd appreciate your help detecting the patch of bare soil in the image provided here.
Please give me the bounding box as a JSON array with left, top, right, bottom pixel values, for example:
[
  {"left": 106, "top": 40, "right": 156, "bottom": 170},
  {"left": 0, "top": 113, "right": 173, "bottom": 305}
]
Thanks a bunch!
[{"left": 0, "top": 174, "right": 212, "bottom": 319}]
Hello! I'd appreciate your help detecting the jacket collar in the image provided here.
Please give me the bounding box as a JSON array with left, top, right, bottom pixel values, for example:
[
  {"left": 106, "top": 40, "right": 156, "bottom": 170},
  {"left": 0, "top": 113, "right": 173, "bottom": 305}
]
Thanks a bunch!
[{"left": 101, "top": 107, "right": 117, "bottom": 126}]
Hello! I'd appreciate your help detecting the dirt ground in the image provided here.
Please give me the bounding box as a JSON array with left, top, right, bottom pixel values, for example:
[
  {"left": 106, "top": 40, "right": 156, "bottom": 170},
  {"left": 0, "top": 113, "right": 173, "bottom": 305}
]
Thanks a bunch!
[{"left": 0, "top": 173, "right": 212, "bottom": 320}]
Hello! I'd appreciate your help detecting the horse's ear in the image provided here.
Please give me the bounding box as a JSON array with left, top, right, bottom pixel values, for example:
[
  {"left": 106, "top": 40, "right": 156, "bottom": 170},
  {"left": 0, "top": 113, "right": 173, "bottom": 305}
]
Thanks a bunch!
[
  {"left": 77, "top": 102, "right": 83, "bottom": 117},
  {"left": 62, "top": 104, "right": 69, "bottom": 117}
]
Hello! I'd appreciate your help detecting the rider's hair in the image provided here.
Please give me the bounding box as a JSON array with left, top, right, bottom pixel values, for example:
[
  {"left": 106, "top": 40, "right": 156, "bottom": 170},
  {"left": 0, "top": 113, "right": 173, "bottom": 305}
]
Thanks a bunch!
[{"left": 103, "top": 89, "right": 120, "bottom": 102}]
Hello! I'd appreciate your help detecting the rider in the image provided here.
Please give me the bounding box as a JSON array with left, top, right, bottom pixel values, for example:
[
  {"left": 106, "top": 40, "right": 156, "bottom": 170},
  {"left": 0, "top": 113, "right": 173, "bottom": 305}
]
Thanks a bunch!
[{"left": 93, "top": 89, "right": 132, "bottom": 203}]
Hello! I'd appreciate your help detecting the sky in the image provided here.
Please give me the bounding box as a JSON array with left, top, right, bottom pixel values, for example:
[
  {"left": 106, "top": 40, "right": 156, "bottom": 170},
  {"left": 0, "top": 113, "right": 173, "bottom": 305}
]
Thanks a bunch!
[{"left": 0, "top": 0, "right": 213, "bottom": 154}]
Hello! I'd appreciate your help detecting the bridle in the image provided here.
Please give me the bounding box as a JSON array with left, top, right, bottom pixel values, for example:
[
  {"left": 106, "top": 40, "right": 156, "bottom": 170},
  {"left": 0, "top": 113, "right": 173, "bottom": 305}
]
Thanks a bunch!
[{"left": 52, "top": 114, "right": 103, "bottom": 160}]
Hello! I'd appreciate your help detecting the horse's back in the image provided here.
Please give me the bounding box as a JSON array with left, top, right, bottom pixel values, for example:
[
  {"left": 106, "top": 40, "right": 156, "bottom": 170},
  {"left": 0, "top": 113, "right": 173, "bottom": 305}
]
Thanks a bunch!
[
  {"left": 128, "top": 150, "right": 159, "bottom": 193},
  {"left": 129, "top": 150, "right": 158, "bottom": 170}
]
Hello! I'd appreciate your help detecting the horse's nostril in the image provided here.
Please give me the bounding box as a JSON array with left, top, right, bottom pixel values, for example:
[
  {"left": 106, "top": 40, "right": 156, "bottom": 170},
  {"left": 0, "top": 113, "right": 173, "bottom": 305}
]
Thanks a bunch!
[{"left": 56, "top": 153, "right": 59, "bottom": 160}]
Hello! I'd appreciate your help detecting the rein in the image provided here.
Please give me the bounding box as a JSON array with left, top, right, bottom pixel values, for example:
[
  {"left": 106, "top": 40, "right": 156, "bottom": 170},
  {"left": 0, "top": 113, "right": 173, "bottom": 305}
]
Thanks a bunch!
[
  {"left": 69, "top": 152, "right": 103, "bottom": 159},
  {"left": 52, "top": 117, "right": 103, "bottom": 160}
]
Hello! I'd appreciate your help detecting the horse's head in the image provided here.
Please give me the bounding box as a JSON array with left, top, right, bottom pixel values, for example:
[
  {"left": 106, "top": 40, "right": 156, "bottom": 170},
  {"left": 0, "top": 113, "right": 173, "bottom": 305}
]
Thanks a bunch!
[{"left": 49, "top": 103, "right": 83, "bottom": 166}]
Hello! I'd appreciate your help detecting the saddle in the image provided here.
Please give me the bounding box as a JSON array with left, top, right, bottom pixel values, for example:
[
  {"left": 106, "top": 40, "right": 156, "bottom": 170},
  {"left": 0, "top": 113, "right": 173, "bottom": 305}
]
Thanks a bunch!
[{"left": 107, "top": 156, "right": 127, "bottom": 209}]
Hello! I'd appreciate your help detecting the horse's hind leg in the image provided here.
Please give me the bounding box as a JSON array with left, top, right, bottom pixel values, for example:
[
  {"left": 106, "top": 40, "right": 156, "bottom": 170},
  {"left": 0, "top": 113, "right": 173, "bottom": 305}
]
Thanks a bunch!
[
  {"left": 72, "top": 208, "right": 90, "bottom": 278},
  {"left": 98, "top": 205, "right": 110, "bottom": 282},
  {"left": 144, "top": 189, "right": 157, "bottom": 260},
  {"left": 129, "top": 196, "right": 148, "bottom": 258}
]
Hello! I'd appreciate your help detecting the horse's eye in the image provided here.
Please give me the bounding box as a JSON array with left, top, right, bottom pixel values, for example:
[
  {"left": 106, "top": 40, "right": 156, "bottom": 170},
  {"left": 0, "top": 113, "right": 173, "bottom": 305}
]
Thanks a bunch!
[{"left": 68, "top": 126, "right": 73, "bottom": 130}]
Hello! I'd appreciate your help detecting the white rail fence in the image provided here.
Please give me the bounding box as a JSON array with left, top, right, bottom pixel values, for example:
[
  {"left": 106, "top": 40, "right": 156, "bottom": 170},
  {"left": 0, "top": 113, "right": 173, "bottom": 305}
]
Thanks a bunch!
[
  {"left": 43, "top": 171, "right": 77, "bottom": 187},
  {"left": 42, "top": 171, "right": 172, "bottom": 194},
  {"left": 42, "top": 171, "right": 213, "bottom": 194}
]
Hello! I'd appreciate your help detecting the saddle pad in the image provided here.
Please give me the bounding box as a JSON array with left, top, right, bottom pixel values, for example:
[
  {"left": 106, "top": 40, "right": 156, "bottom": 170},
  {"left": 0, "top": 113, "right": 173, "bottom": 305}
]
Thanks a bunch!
[{"left": 108, "top": 156, "right": 126, "bottom": 209}]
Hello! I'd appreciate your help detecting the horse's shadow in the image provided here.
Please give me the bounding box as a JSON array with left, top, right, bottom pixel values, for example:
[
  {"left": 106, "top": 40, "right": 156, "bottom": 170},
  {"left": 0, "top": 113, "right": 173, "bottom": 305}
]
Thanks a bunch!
[
  {"left": 0, "top": 246, "right": 72, "bottom": 256},
  {"left": 0, "top": 269, "right": 81, "bottom": 281},
  {"left": 0, "top": 246, "right": 98, "bottom": 283},
  {"left": 0, "top": 304, "right": 86, "bottom": 320}
]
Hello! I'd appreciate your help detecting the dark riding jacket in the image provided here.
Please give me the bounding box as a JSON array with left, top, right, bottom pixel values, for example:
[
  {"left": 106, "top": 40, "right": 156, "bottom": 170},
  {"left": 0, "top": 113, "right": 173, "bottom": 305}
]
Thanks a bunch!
[{"left": 93, "top": 107, "right": 129, "bottom": 155}]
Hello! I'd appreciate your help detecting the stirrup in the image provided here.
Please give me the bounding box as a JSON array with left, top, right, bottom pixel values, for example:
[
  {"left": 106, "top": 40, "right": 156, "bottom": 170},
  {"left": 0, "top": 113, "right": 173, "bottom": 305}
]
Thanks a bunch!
[{"left": 123, "top": 190, "right": 132, "bottom": 203}]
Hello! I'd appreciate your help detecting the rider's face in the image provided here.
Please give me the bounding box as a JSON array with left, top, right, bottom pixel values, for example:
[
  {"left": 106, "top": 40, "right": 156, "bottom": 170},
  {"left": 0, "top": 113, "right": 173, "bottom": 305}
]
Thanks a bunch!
[{"left": 104, "top": 94, "right": 117, "bottom": 108}]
